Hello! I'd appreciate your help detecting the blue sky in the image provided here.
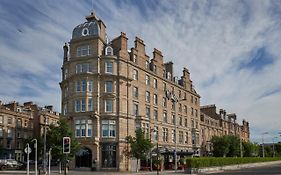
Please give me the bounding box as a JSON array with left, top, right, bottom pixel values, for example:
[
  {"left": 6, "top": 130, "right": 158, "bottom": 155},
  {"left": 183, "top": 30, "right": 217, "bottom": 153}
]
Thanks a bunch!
[{"left": 0, "top": 0, "right": 281, "bottom": 143}]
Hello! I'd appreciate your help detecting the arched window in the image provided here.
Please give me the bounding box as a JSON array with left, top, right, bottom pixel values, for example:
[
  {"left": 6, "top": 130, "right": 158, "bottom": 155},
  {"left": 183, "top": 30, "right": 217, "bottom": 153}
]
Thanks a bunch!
[{"left": 105, "top": 46, "right": 113, "bottom": 56}]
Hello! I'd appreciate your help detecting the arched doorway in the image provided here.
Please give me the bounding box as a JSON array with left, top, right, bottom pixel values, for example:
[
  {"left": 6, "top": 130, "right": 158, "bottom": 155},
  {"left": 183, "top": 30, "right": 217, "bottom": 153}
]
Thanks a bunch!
[{"left": 75, "top": 147, "right": 92, "bottom": 168}]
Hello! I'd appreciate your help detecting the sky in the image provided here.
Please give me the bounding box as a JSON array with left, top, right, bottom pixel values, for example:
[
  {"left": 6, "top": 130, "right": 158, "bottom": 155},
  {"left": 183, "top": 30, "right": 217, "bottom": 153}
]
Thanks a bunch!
[{"left": 0, "top": 0, "right": 281, "bottom": 143}]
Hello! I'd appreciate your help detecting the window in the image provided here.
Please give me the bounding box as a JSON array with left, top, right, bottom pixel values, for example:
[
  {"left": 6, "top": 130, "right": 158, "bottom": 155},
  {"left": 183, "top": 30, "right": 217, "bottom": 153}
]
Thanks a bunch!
[
  {"left": 82, "top": 80, "right": 87, "bottom": 92},
  {"left": 172, "top": 114, "right": 175, "bottom": 125},
  {"left": 172, "top": 129, "right": 176, "bottom": 143},
  {"left": 133, "top": 54, "right": 137, "bottom": 63},
  {"left": 132, "top": 69, "right": 138, "bottom": 80},
  {"left": 185, "top": 118, "right": 188, "bottom": 127},
  {"left": 153, "top": 94, "right": 158, "bottom": 105},
  {"left": 145, "top": 91, "right": 150, "bottom": 103},
  {"left": 153, "top": 126, "right": 158, "bottom": 141},
  {"left": 88, "top": 98, "right": 93, "bottom": 111},
  {"left": 102, "top": 120, "right": 116, "bottom": 137},
  {"left": 179, "top": 104, "right": 182, "bottom": 112},
  {"left": 179, "top": 116, "right": 182, "bottom": 126},
  {"left": 191, "top": 120, "right": 195, "bottom": 128},
  {"left": 191, "top": 108, "right": 194, "bottom": 116},
  {"left": 75, "top": 99, "right": 89, "bottom": 112},
  {"left": 145, "top": 106, "right": 150, "bottom": 118},
  {"left": 105, "top": 99, "right": 113, "bottom": 112},
  {"left": 163, "top": 128, "right": 168, "bottom": 142},
  {"left": 75, "top": 119, "right": 93, "bottom": 137},
  {"left": 153, "top": 109, "right": 158, "bottom": 121},
  {"left": 145, "top": 60, "right": 150, "bottom": 69},
  {"left": 64, "top": 86, "right": 68, "bottom": 98},
  {"left": 77, "top": 45, "right": 92, "bottom": 57},
  {"left": 184, "top": 105, "right": 187, "bottom": 114},
  {"left": 195, "top": 109, "right": 198, "bottom": 117},
  {"left": 163, "top": 83, "right": 166, "bottom": 91},
  {"left": 105, "top": 81, "right": 113, "bottom": 93},
  {"left": 179, "top": 131, "right": 184, "bottom": 144},
  {"left": 105, "top": 46, "right": 113, "bottom": 56},
  {"left": 105, "top": 62, "right": 113, "bottom": 73},
  {"left": 133, "top": 103, "right": 139, "bottom": 116},
  {"left": 191, "top": 96, "right": 194, "bottom": 103},
  {"left": 153, "top": 65, "right": 157, "bottom": 73},
  {"left": 0, "top": 116, "right": 3, "bottom": 124},
  {"left": 76, "top": 81, "right": 81, "bottom": 92},
  {"left": 178, "top": 90, "right": 181, "bottom": 99},
  {"left": 192, "top": 132, "right": 196, "bottom": 145},
  {"left": 163, "top": 97, "right": 167, "bottom": 107},
  {"left": 0, "top": 128, "right": 3, "bottom": 137},
  {"left": 8, "top": 117, "right": 12, "bottom": 125},
  {"left": 133, "top": 87, "right": 138, "bottom": 98},
  {"left": 185, "top": 132, "right": 189, "bottom": 144},
  {"left": 7, "top": 128, "right": 12, "bottom": 138},
  {"left": 163, "top": 112, "right": 167, "bottom": 123},
  {"left": 153, "top": 78, "right": 157, "bottom": 89},
  {"left": 145, "top": 75, "right": 150, "bottom": 85},
  {"left": 88, "top": 81, "right": 93, "bottom": 92},
  {"left": 76, "top": 63, "right": 92, "bottom": 73},
  {"left": 64, "top": 68, "right": 68, "bottom": 80},
  {"left": 17, "top": 119, "right": 22, "bottom": 127},
  {"left": 195, "top": 98, "right": 198, "bottom": 105}
]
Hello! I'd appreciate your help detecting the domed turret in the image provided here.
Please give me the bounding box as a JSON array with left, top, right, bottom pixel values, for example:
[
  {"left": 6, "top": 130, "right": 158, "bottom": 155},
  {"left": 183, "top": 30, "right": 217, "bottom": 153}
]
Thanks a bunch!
[{"left": 72, "top": 12, "right": 103, "bottom": 40}]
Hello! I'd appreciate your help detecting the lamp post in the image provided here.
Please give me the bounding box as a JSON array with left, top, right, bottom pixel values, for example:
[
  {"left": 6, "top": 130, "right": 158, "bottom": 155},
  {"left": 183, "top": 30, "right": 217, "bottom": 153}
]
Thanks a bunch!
[
  {"left": 152, "top": 129, "right": 159, "bottom": 175},
  {"left": 43, "top": 115, "right": 48, "bottom": 174},
  {"left": 31, "top": 139, "right": 37, "bottom": 175},
  {"left": 48, "top": 148, "right": 52, "bottom": 175},
  {"left": 262, "top": 132, "right": 269, "bottom": 158},
  {"left": 165, "top": 90, "right": 186, "bottom": 172}
]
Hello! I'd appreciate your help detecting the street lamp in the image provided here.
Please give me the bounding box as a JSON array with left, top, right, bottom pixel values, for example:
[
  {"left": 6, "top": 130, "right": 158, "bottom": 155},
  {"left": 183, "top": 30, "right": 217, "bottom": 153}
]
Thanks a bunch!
[
  {"left": 152, "top": 129, "right": 159, "bottom": 175},
  {"left": 165, "top": 90, "right": 186, "bottom": 172},
  {"left": 43, "top": 115, "right": 48, "bottom": 174},
  {"left": 31, "top": 139, "right": 38, "bottom": 175},
  {"left": 262, "top": 132, "right": 269, "bottom": 158},
  {"left": 272, "top": 137, "right": 278, "bottom": 157}
]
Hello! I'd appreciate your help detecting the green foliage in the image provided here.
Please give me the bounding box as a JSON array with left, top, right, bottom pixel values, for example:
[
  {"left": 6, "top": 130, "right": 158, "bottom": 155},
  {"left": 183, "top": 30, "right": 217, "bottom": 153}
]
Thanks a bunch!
[
  {"left": 211, "top": 136, "right": 230, "bottom": 157},
  {"left": 226, "top": 135, "right": 240, "bottom": 157},
  {"left": 243, "top": 141, "right": 259, "bottom": 157},
  {"left": 46, "top": 117, "right": 80, "bottom": 161},
  {"left": 126, "top": 129, "right": 153, "bottom": 160},
  {"left": 186, "top": 157, "right": 281, "bottom": 168}
]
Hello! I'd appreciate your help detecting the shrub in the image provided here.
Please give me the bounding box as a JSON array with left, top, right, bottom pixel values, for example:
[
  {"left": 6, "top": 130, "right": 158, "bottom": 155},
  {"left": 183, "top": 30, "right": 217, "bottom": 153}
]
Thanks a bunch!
[{"left": 186, "top": 157, "right": 281, "bottom": 168}]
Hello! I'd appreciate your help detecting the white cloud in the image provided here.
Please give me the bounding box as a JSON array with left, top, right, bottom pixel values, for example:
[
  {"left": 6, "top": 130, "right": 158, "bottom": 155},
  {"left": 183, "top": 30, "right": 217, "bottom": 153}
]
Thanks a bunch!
[{"left": 0, "top": 0, "right": 280, "bottom": 143}]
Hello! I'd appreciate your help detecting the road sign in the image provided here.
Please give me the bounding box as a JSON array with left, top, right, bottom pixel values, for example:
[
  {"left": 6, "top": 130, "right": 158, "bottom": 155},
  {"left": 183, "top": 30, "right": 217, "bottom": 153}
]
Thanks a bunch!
[{"left": 25, "top": 147, "right": 32, "bottom": 154}]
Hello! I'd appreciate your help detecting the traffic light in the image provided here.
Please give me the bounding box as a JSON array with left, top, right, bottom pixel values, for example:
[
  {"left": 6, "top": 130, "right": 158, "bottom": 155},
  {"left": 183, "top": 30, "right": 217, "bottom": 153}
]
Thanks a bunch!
[{"left": 63, "top": 137, "right": 71, "bottom": 154}]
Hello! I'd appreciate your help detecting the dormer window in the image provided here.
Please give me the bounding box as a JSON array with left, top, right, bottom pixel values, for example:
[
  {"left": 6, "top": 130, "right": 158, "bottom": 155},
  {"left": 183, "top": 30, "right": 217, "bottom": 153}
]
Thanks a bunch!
[
  {"left": 81, "top": 28, "right": 89, "bottom": 36},
  {"left": 105, "top": 46, "right": 113, "bottom": 56}
]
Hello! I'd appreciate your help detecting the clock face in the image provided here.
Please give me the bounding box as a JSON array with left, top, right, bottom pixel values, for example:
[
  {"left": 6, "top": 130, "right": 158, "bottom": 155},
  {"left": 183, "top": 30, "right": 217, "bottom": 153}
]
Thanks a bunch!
[{"left": 82, "top": 27, "right": 89, "bottom": 36}]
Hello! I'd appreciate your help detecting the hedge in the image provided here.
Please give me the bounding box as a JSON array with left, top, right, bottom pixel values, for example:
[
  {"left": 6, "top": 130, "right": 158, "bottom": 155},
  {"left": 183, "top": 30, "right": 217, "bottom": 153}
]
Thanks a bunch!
[{"left": 185, "top": 157, "right": 281, "bottom": 168}]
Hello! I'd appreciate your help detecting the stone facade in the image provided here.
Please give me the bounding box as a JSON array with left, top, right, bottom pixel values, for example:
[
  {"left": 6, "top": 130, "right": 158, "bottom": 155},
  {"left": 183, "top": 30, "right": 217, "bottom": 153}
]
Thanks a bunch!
[
  {"left": 0, "top": 101, "right": 59, "bottom": 161},
  {"left": 200, "top": 104, "right": 250, "bottom": 156},
  {"left": 60, "top": 12, "right": 201, "bottom": 171}
]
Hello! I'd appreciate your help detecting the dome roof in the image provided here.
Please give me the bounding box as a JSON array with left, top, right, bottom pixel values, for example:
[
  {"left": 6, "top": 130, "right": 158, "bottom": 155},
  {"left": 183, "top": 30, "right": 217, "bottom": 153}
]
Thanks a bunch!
[{"left": 72, "top": 17, "right": 100, "bottom": 39}]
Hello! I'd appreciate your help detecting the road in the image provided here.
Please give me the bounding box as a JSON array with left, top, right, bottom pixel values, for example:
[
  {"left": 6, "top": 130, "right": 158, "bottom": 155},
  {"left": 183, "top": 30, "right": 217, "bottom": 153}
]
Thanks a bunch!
[
  {"left": 203, "top": 162, "right": 281, "bottom": 175},
  {"left": 1, "top": 162, "right": 281, "bottom": 175}
]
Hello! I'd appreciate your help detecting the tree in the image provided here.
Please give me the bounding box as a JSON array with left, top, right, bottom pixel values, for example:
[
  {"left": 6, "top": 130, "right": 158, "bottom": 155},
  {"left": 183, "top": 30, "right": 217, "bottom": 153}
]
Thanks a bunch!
[
  {"left": 243, "top": 141, "right": 259, "bottom": 157},
  {"left": 211, "top": 136, "right": 229, "bottom": 157},
  {"left": 126, "top": 129, "right": 153, "bottom": 172},
  {"left": 46, "top": 117, "right": 80, "bottom": 163},
  {"left": 226, "top": 135, "right": 240, "bottom": 157}
]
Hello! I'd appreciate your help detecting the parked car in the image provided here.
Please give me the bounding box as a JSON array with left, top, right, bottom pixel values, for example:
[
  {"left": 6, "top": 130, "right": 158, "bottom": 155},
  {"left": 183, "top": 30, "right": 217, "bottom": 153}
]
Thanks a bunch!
[{"left": 0, "top": 159, "right": 26, "bottom": 170}]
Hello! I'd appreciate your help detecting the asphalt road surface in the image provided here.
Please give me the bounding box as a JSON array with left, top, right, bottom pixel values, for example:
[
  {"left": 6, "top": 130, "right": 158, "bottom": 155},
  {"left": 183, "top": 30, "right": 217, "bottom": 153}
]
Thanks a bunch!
[{"left": 204, "top": 162, "right": 281, "bottom": 175}]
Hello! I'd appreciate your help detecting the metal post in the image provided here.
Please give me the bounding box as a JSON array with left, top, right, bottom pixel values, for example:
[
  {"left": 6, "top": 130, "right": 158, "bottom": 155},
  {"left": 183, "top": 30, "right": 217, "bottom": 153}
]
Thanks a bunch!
[
  {"left": 32, "top": 139, "right": 38, "bottom": 175},
  {"left": 156, "top": 142, "right": 159, "bottom": 175},
  {"left": 43, "top": 116, "right": 48, "bottom": 174},
  {"left": 27, "top": 143, "right": 30, "bottom": 175},
  {"left": 240, "top": 137, "right": 243, "bottom": 157},
  {"left": 262, "top": 132, "right": 268, "bottom": 158},
  {"left": 48, "top": 148, "right": 52, "bottom": 175},
  {"left": 174, "top": 101, "right": 177, "bottom": 172}
]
